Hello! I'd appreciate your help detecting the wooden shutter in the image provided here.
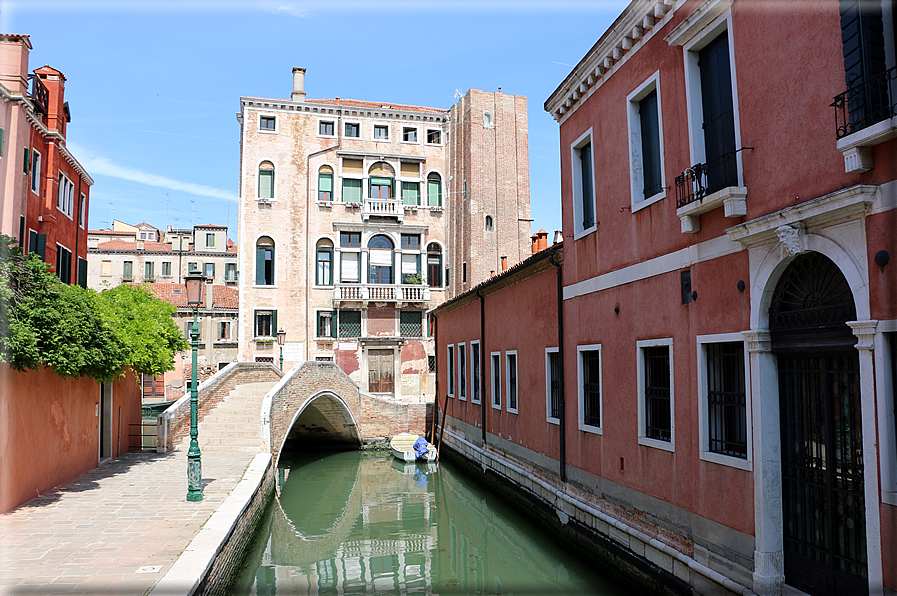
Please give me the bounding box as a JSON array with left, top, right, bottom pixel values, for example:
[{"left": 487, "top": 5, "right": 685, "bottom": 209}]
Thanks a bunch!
[
  {"left": 272, "top": 310, "right": 277, "bottom": 336},
  {"left": 78, "top": 258, "right": 87, "bottom": 288},
  {"left": 253, "top": 309, "right": 260, "bottom": 336},
  {"left": 256, "top": 246, "right": 266, "bottom": 285},
  {"left": 840, "top": 0, "right": 887, "bottom": 87},
  {"left": 258, "top": 169, "right": 274, "bottom": 198},
  {"left": 699, "top": 31, "right": 737, "bottom": 192},
  {"left": 36, "top": 233, "right": 46, "bottom": 259},
  {"left": 639, "top": 89, "right": 662, "bottom": 199},
  {"left": 580, "top": 143, "right": 594, "bottom": 229}
]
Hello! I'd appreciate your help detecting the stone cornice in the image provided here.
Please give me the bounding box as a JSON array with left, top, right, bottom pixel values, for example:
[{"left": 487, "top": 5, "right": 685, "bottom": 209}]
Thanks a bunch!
[
  {"left": 88, "top": 248, "right": 238, "bottom": 258},
  {"left": 241, "top": 97, "right": 448, "bottom": 124},
  {"left": 544, "top": 0, "right": 679, "bottom": 123},
  {"left": 664, "top": 0, "right": 733, "bottom": 46}
]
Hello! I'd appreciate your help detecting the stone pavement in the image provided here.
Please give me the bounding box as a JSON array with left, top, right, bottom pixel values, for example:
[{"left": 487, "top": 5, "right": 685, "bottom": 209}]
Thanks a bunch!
[{"left": 0, "top": 448, "right": 254, "bottom": 595}]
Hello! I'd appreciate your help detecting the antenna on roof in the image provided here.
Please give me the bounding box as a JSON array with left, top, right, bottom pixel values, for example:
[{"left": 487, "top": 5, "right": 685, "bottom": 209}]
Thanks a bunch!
[{"left": 454, "top": 88, "right": 462, "bottom": 99}]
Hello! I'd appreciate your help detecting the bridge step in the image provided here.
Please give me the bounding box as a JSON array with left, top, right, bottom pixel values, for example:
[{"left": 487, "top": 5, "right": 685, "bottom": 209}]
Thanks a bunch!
[{"left": 175, "top": 381, "right": 275, "bottom": 453}]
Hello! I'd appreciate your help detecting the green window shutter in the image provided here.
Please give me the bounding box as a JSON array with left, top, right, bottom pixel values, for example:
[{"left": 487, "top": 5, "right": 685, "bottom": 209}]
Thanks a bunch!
[
  {"left": 402, "top": 182, "right": 420, "bottom": 205},
  {"left": 258, "top": 169, "right": 274, "bottom": 199},
  {"left": 23, "top": 148, "right": 30, "bottom": 174},
  {"left": 342, "top": 178, "right": 362, "bottom": 202},
  {"left": 0, "top": 127, "right": 5, "bottom": 157},
  {"left": 272, "top": 310, "right": 278, "bottom": 336},
  {"left": 319, "top": 173, "right": 333, "bottom": 192},
  {"left": 428, "top": 180, "right": 442, "bottom": 206},
  {"left": 255, "top": 247, "right": 265, "bottom": 285},
  {"left": 78, "top": 258, "right": 87, "bottom": 288},
  {"left": 254, "top": 309, "right": 260, "bottom": 336}
]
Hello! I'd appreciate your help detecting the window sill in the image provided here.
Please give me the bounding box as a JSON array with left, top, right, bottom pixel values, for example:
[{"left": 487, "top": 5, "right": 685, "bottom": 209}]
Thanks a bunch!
[
  {"left": 631, "top": 189, "right": 667, "bottom": 213},
  {"left": 638, "top": 436, "right": 675, "bottom": 452},
  {"left": 507, "top": 408, "right": 519, "bottom": 415},
  {"left": 573, "top": 225, "right": 598, "bottom": 242},
  {"left": 317, "top": 200, "right": 333, "bottom": 207},
  {"left": 547, "top": 417, "right": 560, "bottom": 426},
  {"left": 882, "top": 491, "right": 897, "bottom": 506},
  {"left": 257, "top": 129, "right": 278, "bottom": 135},
  {"left": 836, "top": 116, "right": 897, "bottom": 173},
  {"left": 372, "top": 139, "right": 390, "bottom": 143},
  {"left": 252, "top": 284, "right": 278, "bottom": 289},
  {"left": 676, "top": 185, "right": 747, "bottom": 233},
  {"left": 578, "top": 423, "right": 603, "bottom": 435},
  {"left": 699, "top": 451, "right": 752, "bottom": 471}
]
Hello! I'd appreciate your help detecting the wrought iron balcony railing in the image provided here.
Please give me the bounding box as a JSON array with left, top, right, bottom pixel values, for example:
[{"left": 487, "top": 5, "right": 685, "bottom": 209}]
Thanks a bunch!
[
  {"left": 832, "top": 66, "right": 897, "bottom": 140},
  {"left": 675, "top": 149, "right": 743, "bottom": 209},
  {"left": 333, "top": 283, "right": 430, "bottom": 303},
  {"left": 28, "top": 74, "right": 49, "bottom": 115}
]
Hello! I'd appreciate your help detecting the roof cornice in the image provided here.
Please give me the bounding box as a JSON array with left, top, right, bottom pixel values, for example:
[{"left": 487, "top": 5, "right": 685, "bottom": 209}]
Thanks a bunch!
[{"left": 240, "top": 97, "right": 448, "bottom": 124}]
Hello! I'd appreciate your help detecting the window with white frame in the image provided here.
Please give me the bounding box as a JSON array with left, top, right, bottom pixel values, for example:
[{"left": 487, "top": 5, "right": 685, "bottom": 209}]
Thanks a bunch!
[
  {"left": 206, "top": 233, "right": 215, "bottom": 247},
  {"left": 458, "top": 343, "right": 467, "bottom": 401},
  {"left": 318, "top": 120, "right": 335, "bottom": 137},
  {"left": 627, "top": 72, "right": 666, "bottom": 209},
  {"left": 447, "top": 344, "right": 455, "bottom": 397},
  {"left": 79, "top": 193, "right": 86, "bottom": 228},
  {"left": 316, "top": 238, "right": 333, "bottom": 286},
  {"left": 491, "top": 352, "right": 501, "bottom": 409},
  {"left": 57, "top": 173, "right": 75, "bottom": 218},
  {"left": 56, "top": 244, "right": 72, "bottom": 283},
  {"left": 637, "top": 338, "right": 674, "bottom": 450},
  {"left": 697, "top": 335, "right": 750, "bottom": 468},
  {"left": 344, "top": 122, "right": 360, "bottom": 138},
  {"left": 577, "top": 345, "right": 602, "bottom": 432},
  {"left": 30, "top": 149, "right": 41, "bottom": 194},
  {"left": 258, "top": 161, "right": 275, "bottom": 200},
  {"left": 471, "top": 341, "right": 481, "bottom": 404},
  {"left": 218, "top": 321, "right": 235, "bottom": 341},
  {"left": 402, "top": 127, "right": 418, "bottom": 143},
  {"left": 259, "top": 115, "right": 276, "bottom": 132},
  {"left": 506, "top": 351, "right": 518, "bottom": 413},
  {"left": 254, "top": 309, "right": 276, "bottom": 338},
  {"left": 373, "top": 124, "right": 389, "bottom": 140},
  {"left": 571, "top": 130, "right": 596, "bottom": 237},
  {"left": 426, "top": 129, "right": 441, "bottom": 144},
  {"left": 546, "top": 348, "right": 560, "bottom": 423}
]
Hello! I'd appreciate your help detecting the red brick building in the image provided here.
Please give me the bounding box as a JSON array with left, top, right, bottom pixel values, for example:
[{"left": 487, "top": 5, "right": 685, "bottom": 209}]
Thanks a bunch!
[
  {"left": 435, "top": 1, "right": 896, "bottom": 594},
  {"left": 0, "top": 34, "right": 92, "bottom": 284}
]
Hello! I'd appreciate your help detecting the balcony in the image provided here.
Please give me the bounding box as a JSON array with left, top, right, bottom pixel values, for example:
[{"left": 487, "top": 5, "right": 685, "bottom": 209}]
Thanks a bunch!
[
  {"left": 362, "top": 199, "right": 403, "bottom": 222},
  {"left": 674, "top": 150, "right": 747, "bottom": 234},
  {"left": 333, "top": 283, "right": 430, "bottom": 304},
  {"left": 832, "top": 66, "right": 897, "bottom": 173},
  {"left": 28, "top": 74, "right": 48, "bottom": 115},
  {"left": 122, "top": 274, "right": 133, "bottom": 282},
  {"left": 144, "top": 274, "right": 156, "bottom": 283}
]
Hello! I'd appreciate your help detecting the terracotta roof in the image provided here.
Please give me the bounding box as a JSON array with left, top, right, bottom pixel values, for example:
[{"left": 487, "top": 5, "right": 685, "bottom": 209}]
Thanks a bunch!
[
  {"left": 136, "top": 282, "right": 239, "bottom": 310},
  {"left": 210, "top": 285, "right": 239, "bottom": 309},
  {"left": 95, "top": 239, "right": 172, "bottom": 252},
  {"left": 89, "top": 229, "right": 136, "bottom": 237},
  {"left": 246, "top": 96, "right": 447, "bottom": 114},
  {"left": 226, "top": 244, "right": 237, "bottom": 253}
]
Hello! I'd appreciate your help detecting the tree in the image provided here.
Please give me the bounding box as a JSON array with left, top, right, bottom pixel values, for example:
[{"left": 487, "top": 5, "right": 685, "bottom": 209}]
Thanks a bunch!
[
  {"left": 1, "top": 236, "right": 125, "bottom": 381},
  {"left": 94, "top": 284, "right": 189, "bottom": 377}
]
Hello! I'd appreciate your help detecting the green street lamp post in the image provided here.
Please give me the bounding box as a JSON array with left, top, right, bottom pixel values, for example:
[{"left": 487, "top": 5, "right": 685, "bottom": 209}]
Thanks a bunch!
[
  {"left": 185, "top": 269, "right": 206, "bottom": 502},
  {"left": 277, "top": 327, "right": 286, "bottom": 371}
]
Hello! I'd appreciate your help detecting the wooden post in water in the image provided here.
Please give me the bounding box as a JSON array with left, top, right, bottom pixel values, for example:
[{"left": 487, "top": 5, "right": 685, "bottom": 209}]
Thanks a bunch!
[{"left": 436, "top": 392, "right": 449, "bottom": 458}]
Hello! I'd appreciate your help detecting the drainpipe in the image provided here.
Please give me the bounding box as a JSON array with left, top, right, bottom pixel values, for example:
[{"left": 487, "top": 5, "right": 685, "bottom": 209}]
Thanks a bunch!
[
  {"left": 548, "top": 249, "right": 566, "bottom": 482},
  {"left": 477, "top": 289, "right": 486, "bottom": 445},
  {"left": 433, "top": 313, "right": 439, "bottom": 442},
  {"left": 75, "top": 174, "right": 82, "bottom": 286}
]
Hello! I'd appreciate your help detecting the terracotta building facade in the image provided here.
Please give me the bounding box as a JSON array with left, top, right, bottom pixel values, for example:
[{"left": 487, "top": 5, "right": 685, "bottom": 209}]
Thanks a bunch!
[
  {"left": 435, "top": 0, "right": 896, "bottom": 594},
  {"left": 237, "top": 70, "right": 531, "bottom": 403}
]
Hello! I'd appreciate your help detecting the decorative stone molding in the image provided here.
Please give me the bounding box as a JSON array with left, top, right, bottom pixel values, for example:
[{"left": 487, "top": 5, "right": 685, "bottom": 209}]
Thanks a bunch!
[
  {"left": 836, "top": 116, "right": 897, "bottom": 173},
  {"left": 742, "top": 330, "right": 771, "bottom": 353},
  {"left": 241, "top": 98, "right": 448, "bottom": 124},
  {"left": 842, "top": 146, "right": 873, "bottom": 174},
  {"left": 775, "top": 225, "right": 804, "bottom": 256},
  {"left": 847, "top": 320, "right": 878, "bottom": 350},
  {"left": 665, "top": 0, "right": 734, "bottom": 47},
  {"left": 676, "top": 186, "right": 747, "bottom": 233}
]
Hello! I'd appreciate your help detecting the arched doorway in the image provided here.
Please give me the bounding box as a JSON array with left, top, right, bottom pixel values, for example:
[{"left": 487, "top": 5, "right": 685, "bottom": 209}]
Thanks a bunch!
[{"left": 769, "top": 252, "right": 866, "bottom": 595}]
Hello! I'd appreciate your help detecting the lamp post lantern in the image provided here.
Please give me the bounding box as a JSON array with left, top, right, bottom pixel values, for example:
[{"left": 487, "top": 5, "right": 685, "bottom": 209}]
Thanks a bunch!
[
  {"left": 184, "top": 268, "right": 206, "bottom": 502},
  {"left": 276, "top": 327, "right": 286, "bottom": 371}
]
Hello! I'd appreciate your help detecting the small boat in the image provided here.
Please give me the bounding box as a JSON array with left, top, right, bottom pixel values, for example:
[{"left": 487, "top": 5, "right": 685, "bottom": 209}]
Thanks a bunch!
[{"left": 390, "top": 432, "right": 438, "bottom": 462}]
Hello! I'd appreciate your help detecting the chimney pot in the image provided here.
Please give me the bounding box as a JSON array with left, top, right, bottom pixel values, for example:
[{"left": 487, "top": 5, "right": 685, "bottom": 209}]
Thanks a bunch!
[
  {"left": 292, "top": 67, "right": 306, "bottom": 101},
  {"left": 501, "top": 256, "right": 508, "bottom": 272}
]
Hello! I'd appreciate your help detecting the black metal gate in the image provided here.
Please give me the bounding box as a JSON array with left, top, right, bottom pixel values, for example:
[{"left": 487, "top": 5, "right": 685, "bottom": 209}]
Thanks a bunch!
[{"left": 770, "top": 252, "right": 867, "bottom": 595}]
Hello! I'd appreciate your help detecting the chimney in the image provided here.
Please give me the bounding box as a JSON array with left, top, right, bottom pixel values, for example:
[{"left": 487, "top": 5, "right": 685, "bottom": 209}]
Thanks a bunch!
[
  {"left": 501, "top": 256, "right": 508, "bottom": 272},
  {"left": 553, "top": 230, "right": 563, "bottom": 245},
  {"left": 136, "top": 240, "right": 144, "bottom": 251},
  {"left": 291, "top": 67, "right": 306, "bottom": 101},
  {"left": 205, "top": 282, "right": 213, "bottom": 309},
  {"left": 0, "top": 34, "right": 33, "bottom": 95},
  {"left": 531, "top": 229, "right": 548, "bottom": 254}
]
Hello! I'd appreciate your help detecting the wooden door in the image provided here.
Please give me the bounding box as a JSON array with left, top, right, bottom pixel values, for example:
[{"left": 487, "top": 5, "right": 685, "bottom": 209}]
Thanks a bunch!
[{"left": 368, "top": 349, "right": 394, "bottom": 394}]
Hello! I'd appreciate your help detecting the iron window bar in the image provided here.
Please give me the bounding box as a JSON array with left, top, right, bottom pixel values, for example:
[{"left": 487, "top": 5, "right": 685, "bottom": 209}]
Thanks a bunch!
[
  {"left": 832, "top": 65, "right": 897, "bottom": 140},
  {"left": 674, "top": 147, "right": 751, "bottom": 209},
  {"left": 644, "top": 346, "right": 671, "bottom": 441},
  {"left": 28, "top": 74, "right": 49, "bottom": 115}
]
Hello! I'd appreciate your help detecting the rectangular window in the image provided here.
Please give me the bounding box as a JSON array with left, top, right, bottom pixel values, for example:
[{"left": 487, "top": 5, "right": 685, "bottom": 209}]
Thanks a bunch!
[
  {"left": 401, "top": 181, "right": 420, "bottom": 205},
  {"left": 218, "top": 321, "right": 233, "bottom": 340},
  {"left": 627, "top": 73, "right": 666, "bottom": 209},
  {"left": 162, "top": 261, "right": 172, "bottom": 277},
  {"left": 639, "top": 90, "right": 663, "bottom": 199},
  {"left": 259, "top": 115, "right": 276, "bottom": 131},
  {"left": 342, "top": 178, "right": 362, "bottom": 202},
  {"left": 706, "top": 341, "right": 747, "bottom": 458},
  {"left": 28, "top": 230, "right": 46, "bottom": 260},
  {"left": 471, "top": 341, "right": 481, "bottom": 404},
  {"left": 401, "top": 234, "right": 420, "bottom": 250},
  {"left": 188, "top": 261, "right": 197, "bottom": 273},
  {"left": 101, "top": 260, "right": 112, "bottom": 276},
  {"left": 258, "top": 168, "right": 274, "bottom": 199},
  {"left": 374, "top": 125, "right": 389, "bottom": 140},
  {"left": 491, "top": 353, "right": 501, "bottom": 409},
  {"left": 340, "top": 231, "right": 361, "bottom": 248},
  {"left": 426, "top": 129, "right": 441, "bottom": 144},
  {"left": 340, "top": 252, "right": 360, "bottom": 283},
  {"left": 123, "top": 260, "right": 133, "bottom": 280},
  {"left": 572, "top": 133, "right": 595, "bottom": 235},
  {"left": 319, "top": 171, "right": 333, "bottom": 201},
  {"left": 319, "top": 120, "right": 335, "bottom": 136},
  {"left": 402, "top": 127, "right": 418, "bottom": 142},
  {"left": 79, "top": 193, "right": 86, "bottom": 228},
  {"left": 447, "top": 345, "right": 455, "bottom": 397},
  {"left": 345, "top": 122, "right": 360, "bottom": 138},
  {"left": 399, "top": 311, "right": 422, "bottom": 337},
  {"left": 317, "top": 310, "right": 335, "bottom": 338},
  {"left": 638, "top": 339, "right": 674, "bottom": 449},
  {"left": 546, "top": 348, "right": 560, "bottom": 422},
  {"left": 459, "top": 343, "right": 467, "bottom": 401},
  {"left": 77, "top": 257, "right": 87, "bottom": 288},
  {"left": 316, "top": 248, "right": 333, "bottom": 285},
  {"left": 30, "top": 149, "right": 41, "bottom": 194},
  {"left": 204, "top": 262, "right": 215, "bottom": 278},
  {"left": 506, "top": 351, "right": 518, "bottom": 413},
  {"left": 206, "top": 233, "right": 215, "bottom": 247},
  {"left": 462, "top": 262, "right": 467, "bottom": 283},
  {"left": 400, "top": 254, "right": 420, "bottom": 283},
  {"left": 428, "top": 355, "right": 437, "bottom": 373},
  {"left": 145, "top": 261, "right": 155, "bottom": 280},
  {"left": 697, "top": 31, "right": 738, "bottom": 194},
  {"left": 225, "top": 262, "right": 237, "bottom": 281},
  {"left": 578, "top": 346, "right": 601, "bottom": 431},
  {"left": 57, "top": 172, "right": 74, "bottom": 218},
  {"left": 56, "top": 244, "right": 72, "bottom": 284},
  {"left": 337, "top": 310, "right": 361, "bottom": 338},
  {"left": 254, "top": 309, "right": 276, "bottom": 338}
]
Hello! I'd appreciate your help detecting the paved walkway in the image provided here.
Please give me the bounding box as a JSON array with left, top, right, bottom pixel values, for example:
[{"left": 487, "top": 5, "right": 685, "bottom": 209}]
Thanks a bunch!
[{"left": 0, "top": 448, "right": 254, "bottom": 595}]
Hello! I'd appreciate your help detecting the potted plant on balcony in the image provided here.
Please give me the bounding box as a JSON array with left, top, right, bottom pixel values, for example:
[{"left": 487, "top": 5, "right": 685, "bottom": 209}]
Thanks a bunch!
[{"left": 403, "top": 272, "right": 423, "bottom": 285}]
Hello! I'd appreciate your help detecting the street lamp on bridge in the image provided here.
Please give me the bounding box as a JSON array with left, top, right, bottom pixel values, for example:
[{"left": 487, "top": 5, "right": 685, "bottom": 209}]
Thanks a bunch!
[
  {"left": 277, "top": 327, "right": 286, "bottom": 371},
  {"left": 184, "top": 268, "right": 206, "bottom": 502}
]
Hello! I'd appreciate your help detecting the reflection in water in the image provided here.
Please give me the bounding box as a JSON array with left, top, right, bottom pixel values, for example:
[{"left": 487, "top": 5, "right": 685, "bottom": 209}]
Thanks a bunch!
[{"left": 235, "top": 451, "right": 626, "bottom": 595}]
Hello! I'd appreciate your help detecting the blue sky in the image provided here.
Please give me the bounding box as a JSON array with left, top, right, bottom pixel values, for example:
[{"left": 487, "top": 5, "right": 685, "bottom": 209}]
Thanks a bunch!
[{"left": 3, "top": 1, "right": 628, "bottom": 241}]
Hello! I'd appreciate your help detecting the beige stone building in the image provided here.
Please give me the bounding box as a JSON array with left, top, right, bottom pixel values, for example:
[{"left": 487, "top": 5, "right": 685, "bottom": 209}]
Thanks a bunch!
[{"left": 237, "top": 69, "right": 531, "bottom": 402}]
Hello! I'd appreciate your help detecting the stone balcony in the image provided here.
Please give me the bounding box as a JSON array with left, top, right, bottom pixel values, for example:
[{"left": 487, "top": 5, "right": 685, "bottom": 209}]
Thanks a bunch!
[{"left": 333, "top": 283, "right": 430, "bottom": 304}]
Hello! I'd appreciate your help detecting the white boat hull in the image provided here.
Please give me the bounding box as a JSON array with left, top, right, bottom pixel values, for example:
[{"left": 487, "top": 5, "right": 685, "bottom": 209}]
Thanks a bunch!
[{"left": 390, "top": 433, "right": 438, "bottom": 462}]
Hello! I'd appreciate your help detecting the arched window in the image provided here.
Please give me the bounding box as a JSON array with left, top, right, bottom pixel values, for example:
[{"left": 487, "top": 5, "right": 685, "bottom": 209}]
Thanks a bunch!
[
  {"left": 368, "top": 234, "right": 394, "bottom": 284},
  {"left": 255, "top": 236, "right": 275, "bottom": 285},
  {"left": 485, "top": 215, "right": 493, "bottom": 231},
  {"left": 315, "top": 238, "right": 333, "bottom": 286},
  {"left": 427, "top": 243, "right": 443, "bottom": 288},
  {"left": 427, "top": 172, "right": 442, "bottom": 207},
  {"left": 258, "top": 161, "right": 275, "bottom": 199},
  {"left": 484, "top": 112, "right": 493, "bottom": 127},
  {"left": 369, "top": 162, "right": 395, "bottom": 201},
  {"left": 318, "top": 165, "right": 333, "bottom": 202}
]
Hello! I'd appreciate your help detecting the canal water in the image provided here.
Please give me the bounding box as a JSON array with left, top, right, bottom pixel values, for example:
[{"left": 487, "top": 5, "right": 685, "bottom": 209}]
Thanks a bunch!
[{"left": 234, "top": 449, "right": 630, "bottom": 595}]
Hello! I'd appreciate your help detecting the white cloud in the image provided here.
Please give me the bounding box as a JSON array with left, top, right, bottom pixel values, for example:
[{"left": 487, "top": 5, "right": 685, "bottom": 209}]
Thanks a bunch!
[{"left": 69, "top": 143, "right": 236, "bottom": 202}]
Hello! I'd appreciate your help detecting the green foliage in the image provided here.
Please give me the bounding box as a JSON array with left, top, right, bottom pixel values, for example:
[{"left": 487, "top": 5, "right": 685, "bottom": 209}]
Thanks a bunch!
[
  {"left": 403, "top": 272, "right": 423, "bottom": 285},
  {"left": 95, "top": 284, "right": 189, "bottom": 377}
]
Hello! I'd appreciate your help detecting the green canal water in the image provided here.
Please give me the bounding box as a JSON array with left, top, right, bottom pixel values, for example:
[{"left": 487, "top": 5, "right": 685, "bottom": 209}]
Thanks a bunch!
[{"left": 234, "top": 449, "right": 631, "bottom": 595}]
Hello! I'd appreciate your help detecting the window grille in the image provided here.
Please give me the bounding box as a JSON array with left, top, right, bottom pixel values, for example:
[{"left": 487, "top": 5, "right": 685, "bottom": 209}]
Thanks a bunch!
[
  {"left": 400, "top": 311, "right": 421, "bottom": 337},
  {"left": 338, "top": 311, "right": 361, "bottom": 338},
  {"left": 644, "top": 346, "right": 671, "bottom": 441},
  {"left": 582, "top": 350, "right": 600, "bottom": 426},
  {"left": 548, "top": 351, "right": 561, "bottom": 419},
  {"left": 707, "top": 342, "right": 747, "bottom": 458}
]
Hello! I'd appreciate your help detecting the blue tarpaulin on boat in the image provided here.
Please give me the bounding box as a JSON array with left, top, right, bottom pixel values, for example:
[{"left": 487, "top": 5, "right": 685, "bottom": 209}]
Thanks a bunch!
[{"left": 413, "top": 436, "right": 429, "bottom": 458}]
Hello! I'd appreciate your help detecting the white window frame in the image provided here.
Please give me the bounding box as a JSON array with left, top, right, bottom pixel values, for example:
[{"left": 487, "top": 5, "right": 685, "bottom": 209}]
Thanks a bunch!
[
  {"left": 577, "top": 344, "right": 603, "bottom": 435},
  {"left": 627, "top": 71, "right": 667, "bottom": 212},
  {"left": 206, "top": 233, "right": 215, "bottom": 248},
  {"left": 637, "top": 337, "right": 675, "bottom": 452},
  {"left": 545, "top": 347, "right": 560, "bottom": 425},
  {"left": 682, "top": 12, "right": 745, "bottom": 187},
  {"left": 401, "top": 126, "right": 419, "bottom": 144},
  {"left": 257, "top": 159, "right": 276, "bottom": 202},
  {"left": 372, "top": 123, "right": 390, "bottom": 142},
  {"left": 458, "top": 342, "right": 467, "bottom": 401},
  {"left": 876, "top": 321, "right": 897, "bottom": 505},
  {"left": 570, "top": 128, "right": 597, "bottom": 239},
  {"left": 317, "top": 118, "right": 336, "bottom": 138},
  {"left": 425, "top": 128, "right": 442, "bottom": 146},
  {"left": 100, "top": 260, "right": 112, "bottom": 276},
  {"left": 696, "top": 333, "right": 752, "bottom": 471},
  {"left": 491, "top": 352, "right": 501, "bottom": 410},
  {"left": 344, "top": 121, "right": 361, "bottom": 139},
  {"left": 79, "top": 192, "right": 86, "bottom": 228},
  {"left": 505, "top": 350, "right": 518, "bottom": 414},
  {"left": 315, "top": 309, "right": 335, "bottom": 340},
  {"left": 447, "top": 344, "right": 455, "bottom": 398},
  {"left": 258, "top": 113, "right": 278, "bottom": 134},
  {"left": 471, "top": 340, "right": 481, "bottom": 405},
  {"left": 57, "top": 172, "right": 74, "bottom": 219},
  {"left": 30, "top": 148, "right": 41, "bottom": 194},
  {"left": 218, "top": 320, "right": 234, "bottom": 341}
]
